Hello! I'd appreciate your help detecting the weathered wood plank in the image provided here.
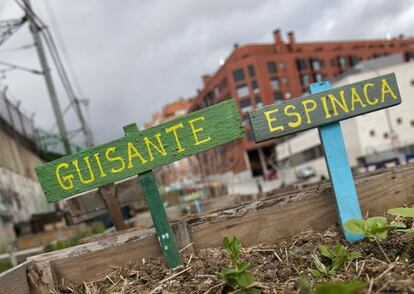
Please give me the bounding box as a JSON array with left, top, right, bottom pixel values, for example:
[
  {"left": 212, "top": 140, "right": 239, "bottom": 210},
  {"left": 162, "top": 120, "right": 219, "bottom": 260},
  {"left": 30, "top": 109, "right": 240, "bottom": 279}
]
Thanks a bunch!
[
  {"left": 0, "top": 260, "right": 31, "bottom": 294},
  {"left": 24, "top": 163, "right": 414, "bottom": 289},
  {"left": 99, "top": 183, "right": 126, "bottom": 231},
  {"left": 35, "top": 100, "right": 244, "bottom": 202},
  {"left": 249, "top": 73, "right": 401, "bottom": 142},
  {"left": 189, "top": 163, "right": 414, "bottom": 249},
  {"left": 311, "top": 81, "right": 363, "bottom": 242}
]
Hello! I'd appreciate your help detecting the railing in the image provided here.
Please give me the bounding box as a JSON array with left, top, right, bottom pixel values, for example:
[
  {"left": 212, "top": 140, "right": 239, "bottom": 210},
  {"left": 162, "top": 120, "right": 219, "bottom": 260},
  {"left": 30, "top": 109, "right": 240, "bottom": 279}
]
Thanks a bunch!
[{"left": 0, "top": 90, "right": 36, "bottom": 143}]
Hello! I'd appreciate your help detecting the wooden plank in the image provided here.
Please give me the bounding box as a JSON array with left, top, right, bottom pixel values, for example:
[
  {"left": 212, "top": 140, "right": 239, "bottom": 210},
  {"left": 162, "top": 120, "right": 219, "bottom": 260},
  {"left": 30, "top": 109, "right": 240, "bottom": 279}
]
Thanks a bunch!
[
  {"left": 190, "top": 163, "right": 414, "bottom": 249},
  {"left": 0, "top": 260, "right": 31, "bottom": 294},
  {"left": 138, "top": 170, "right": 182, "bottom": 267},
  {"left": 25, "top": 163, "right": 414, "bottom": 288},
  {"left": 123, "top": 122, "right": 182, "bottom": 267},
  {"left": 249, "top": 73, "right": 401, "bottom": 142},
  {"left": 35, "top": 99, "right": 244, "bottom": 202},
  {"left": 99, "top": 183, "right": 126, "bottom": 231},
  {"left": 311, "top": 81, "right": 363, "bottom": 242}
]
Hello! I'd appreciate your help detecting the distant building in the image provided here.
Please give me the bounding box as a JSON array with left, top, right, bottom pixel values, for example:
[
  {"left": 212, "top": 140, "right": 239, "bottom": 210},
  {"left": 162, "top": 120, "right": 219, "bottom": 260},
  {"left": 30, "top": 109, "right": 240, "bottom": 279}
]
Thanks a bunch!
[
  {"left": 145, "top": 97, "right": 198, "bottom": 185},
  {"left": 276, "top": 55, "right": 414, "bottom": 184},
  {"left": 190, "top": 29, "right": 414, "bottom": 179}
]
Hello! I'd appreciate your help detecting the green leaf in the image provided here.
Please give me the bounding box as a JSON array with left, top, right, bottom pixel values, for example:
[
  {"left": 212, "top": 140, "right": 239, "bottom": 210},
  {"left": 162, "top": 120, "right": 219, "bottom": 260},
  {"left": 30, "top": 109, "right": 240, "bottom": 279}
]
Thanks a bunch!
[
  {"left": 319, "top": 245, "right": 332, "bottom": 259},
  {"left": 312, "top": 255, "right": 327, "bottom": 274},
  {"left": 236, "top": 288, "right": 261, "bottom": 294},
  {"left": 297, "top": 277, "right": 313, "bottom": 294},
  {"left": 238, "top": 262, "right": 253, "bottom": 272},
  {"left": 347, "top": 251, "right": 362, "bottom": 260},
  {"left": 389, "top": 221, "right": 407, "bottom": 229},
  {"left": 344, "top": 219, "right": 365, "bottom": 235},
  {"left": 314, "top": 280, "right": 365, "bottom": 294},
  {"left": 311, "top": 269, "right": 322, "bottom": 278},
  {"left": 235, "top": 271, "right": 255, "bottom": 288},
  {"left": 388, "top": 207, "right": 414, "bottom": 218}
]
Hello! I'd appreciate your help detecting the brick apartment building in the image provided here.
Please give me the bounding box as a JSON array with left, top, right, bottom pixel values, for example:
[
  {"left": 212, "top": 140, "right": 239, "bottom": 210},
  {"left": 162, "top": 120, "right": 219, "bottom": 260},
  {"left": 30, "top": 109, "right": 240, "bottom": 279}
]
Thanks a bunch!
[{"left": 189, "top": 29, "right": 414, "bottom": 179}]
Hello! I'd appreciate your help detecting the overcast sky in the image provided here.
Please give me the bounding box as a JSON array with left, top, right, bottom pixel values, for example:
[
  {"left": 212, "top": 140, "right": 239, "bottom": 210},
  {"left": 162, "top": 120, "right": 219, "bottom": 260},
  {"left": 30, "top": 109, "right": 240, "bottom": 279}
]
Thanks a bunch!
[{"left": 0, "top": 0, "right": 414, "bottom": 145}]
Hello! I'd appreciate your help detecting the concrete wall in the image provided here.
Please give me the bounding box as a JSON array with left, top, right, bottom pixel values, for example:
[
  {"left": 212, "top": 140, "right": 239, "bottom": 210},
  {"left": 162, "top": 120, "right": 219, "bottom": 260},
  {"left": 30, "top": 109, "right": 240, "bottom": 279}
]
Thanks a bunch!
[{"left": 0, "top": 122, "right": 53, "bottom": 246}]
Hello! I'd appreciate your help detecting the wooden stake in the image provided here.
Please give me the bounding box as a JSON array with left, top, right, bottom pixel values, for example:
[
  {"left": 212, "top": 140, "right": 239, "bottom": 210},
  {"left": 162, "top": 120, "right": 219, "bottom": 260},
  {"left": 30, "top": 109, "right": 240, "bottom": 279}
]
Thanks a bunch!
[
  {"left": 123, "top": 123, "right": 182, "bottom": 268},
  {"left": 310, "top": 81, "right": 364, "bottom": 242},
  {"left": 99, "top": 183, "right": 126, "bottom": 231}
]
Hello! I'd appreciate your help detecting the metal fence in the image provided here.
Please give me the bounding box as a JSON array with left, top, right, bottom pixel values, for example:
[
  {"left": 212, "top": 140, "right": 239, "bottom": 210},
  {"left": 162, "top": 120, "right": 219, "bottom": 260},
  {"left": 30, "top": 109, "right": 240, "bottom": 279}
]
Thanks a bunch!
[{"left": 0, "top": 90, "right": 36, "bottom": 142}]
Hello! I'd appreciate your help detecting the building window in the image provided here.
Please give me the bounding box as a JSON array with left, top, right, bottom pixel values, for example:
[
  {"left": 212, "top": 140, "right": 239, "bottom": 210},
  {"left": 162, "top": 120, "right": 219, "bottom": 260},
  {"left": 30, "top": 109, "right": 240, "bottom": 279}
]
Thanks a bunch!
[
  {"left": 411, "top": 120, "right": 414, "bottom": 127},
  {"left": 279, "top": 61, "right": 285, "bottom": 70},
  {"left": 410, "top": 79, "right": 414, "bottom": 87},
  {"left": 240, "top": 98, "right": 252, "bottom": 111},
  {"left": 251, "top": 80, "right": 259, "bottom": 93},
  {"left": 270, "top": 77, "right": 280, "bottom": 90},
  {"left": 337, "top": 56, "right": 346, "bottom": 70},
  {"left": 233, "top": 68, "right": 245, "bottom": 82},
  {"left": 311, "top": 58, "right": 322, "bottom": 71},
  {"left": 255, "top": 96, "right": 263, "bottom": 107},
  {"left": 247, "top": 65, "right": 255, "bottom": 77},
  {"left": 267, "top": 61, "right": 277, "bottom": 73},
  {"left": 236, "top": 84, "right": 249, "bottom": 97},
  {"left": 282, "top": 77, "right": 289, "bottom": 85},
  {"left": 313, "top": 73, "right": 324, "bottom": 83},
  {"left": 274, "top": 92, "right": 283, "bottom": 101},
  {"left": 296, "top": 58, "right": 307, "bottom": 70},
  {"left": 370, "top": 130, "right": 375, "bottom": 137},
  {"left": 397, "top": 117, "right": 402, "bottom": 125},
  {"left": 349, "top": 55, "right": 359, "bottom": 67},
  {"left": 214, "top": 86, "right": 220, "bottom": 97},
  {"left": 285, "top": 92, "right": 292, "bottom": 99},
  {"left": 383, "top": 132, "right": 389, "bottom": 139},
  {"left": 300, "top": 74, "right": 309, "bottom": 87},
  {"left": 405, "top": 52, "right": 414, "bottom": 62}
]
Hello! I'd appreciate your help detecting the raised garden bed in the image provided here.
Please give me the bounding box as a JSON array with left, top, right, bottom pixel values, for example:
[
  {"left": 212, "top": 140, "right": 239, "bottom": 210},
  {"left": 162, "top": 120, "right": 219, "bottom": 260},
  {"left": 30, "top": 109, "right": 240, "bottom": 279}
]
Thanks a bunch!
[{"left": 65, "top": 225, "right": 414, "bottom": 293}]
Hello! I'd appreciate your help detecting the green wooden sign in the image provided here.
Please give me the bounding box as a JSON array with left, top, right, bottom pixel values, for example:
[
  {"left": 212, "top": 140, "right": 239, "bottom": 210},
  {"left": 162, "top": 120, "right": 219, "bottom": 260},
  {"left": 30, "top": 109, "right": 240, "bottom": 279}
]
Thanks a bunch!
[
  {"left": 35, "top": 100, "right": 244, "bottom": 202},
  {"left": 249, "top": 73, "right": 401, "bottom": 142}
]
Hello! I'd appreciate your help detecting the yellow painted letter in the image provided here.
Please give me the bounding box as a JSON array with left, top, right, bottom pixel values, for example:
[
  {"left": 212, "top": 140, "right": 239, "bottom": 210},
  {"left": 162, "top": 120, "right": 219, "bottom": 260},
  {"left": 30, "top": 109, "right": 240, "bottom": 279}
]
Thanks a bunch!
[
  {"left": 165, "top": 122, "right": 185, "bottom": 153},
  {"left": 127, "top": 142, "right": 147, "bottom": 168},
  {"left": 327, "top": 91, "right": 349, "bottom": 116},
  {"left": 56, "top": 163, "right": 73, "bottom": 190},
  {"left": 72, "top": 157, "right": 95, "bottom": 184},
  {"left": 264, "top": 108, "right": 284, "bottom": 132},
  {"left": 321, "top": 96, "right": 332, "bottom": 119},
  {"left": 94, "top": 153, "right": 107, "bottom": 177},
  {"left": 105, "top": 147, "right": 126, "bottom": 173},
  {"left": 284, "top": 104, "right": 302, "bottom": 128},
  {"left": 144, "top": 133, "right": 167, "bottom": 161},
  {"left": 188, "top": 116, "right": 212, "bottom": 146},
  {"left": 350, "top": 87, "right": 366, "bottom": 111},
  {"left": 301, "top": 99, "right": 317, "bottom": 124},
  {"left": 363, "top": 82, "right": 378, "bottom": 105},
  {"left": 381, "top": 79, "right": 397, "bottom": 102}
]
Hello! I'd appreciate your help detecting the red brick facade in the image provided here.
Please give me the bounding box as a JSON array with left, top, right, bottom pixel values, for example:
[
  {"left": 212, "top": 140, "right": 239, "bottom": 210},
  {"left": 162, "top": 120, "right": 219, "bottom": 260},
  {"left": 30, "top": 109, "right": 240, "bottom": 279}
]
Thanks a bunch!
[{"left": 190, "top": 29, "right": 414, "bottom": 178}]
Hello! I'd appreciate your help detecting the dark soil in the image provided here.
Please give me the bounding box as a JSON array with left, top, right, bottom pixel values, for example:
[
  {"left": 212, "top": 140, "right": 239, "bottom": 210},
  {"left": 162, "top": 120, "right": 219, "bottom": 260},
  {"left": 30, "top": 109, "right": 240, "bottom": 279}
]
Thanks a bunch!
[{"left": 60, "top": 226, "right": 414, "bottom": 294}]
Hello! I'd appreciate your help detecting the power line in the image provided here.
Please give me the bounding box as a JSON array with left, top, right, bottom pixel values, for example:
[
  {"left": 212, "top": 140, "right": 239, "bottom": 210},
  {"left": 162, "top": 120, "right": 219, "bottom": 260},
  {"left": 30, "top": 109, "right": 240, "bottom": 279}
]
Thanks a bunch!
[
  {"left": 0, "top": 60, "right": 43, "bottom": 74},
  {"left": 0, "top": 17, "right": 27, "bottom": 46}
]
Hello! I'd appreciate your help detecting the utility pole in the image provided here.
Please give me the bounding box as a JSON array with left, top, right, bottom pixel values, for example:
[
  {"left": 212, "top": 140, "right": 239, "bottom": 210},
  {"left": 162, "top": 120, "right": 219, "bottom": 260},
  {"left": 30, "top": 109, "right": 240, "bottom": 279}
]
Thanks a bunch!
[{"left": 23, "top": 0, "right": 71, "bottom": 155}]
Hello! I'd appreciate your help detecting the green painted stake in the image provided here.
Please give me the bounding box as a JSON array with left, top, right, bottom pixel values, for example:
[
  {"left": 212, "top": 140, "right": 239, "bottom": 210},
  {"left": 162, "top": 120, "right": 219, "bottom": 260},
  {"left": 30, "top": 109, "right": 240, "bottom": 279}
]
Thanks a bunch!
[{"left": 123, "top": 124, "right": 182, "bottom": 268}]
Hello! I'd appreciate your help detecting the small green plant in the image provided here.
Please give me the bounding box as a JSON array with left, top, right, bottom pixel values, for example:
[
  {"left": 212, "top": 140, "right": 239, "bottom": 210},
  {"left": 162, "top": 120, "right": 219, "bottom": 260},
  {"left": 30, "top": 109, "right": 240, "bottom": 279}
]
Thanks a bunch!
[
  {"left": 345, "top": 216, "right": 406, "bottom": 263},
  {"left": 311, "top": 244, "right": 361, "bottom": 277},
  {"left": 218, "top": 236, "right": 260, "bottom": 294},
  {"left": 388, "top": 207, "right": 414, "bottom": 234},
  {"left": 45, "top": 239, "right": 79, "bottom": 252},
  {"left": 298, "top": 277, "right": 365, "bottom": 294},
  {"left": 344, "top": 217, "right": 406, "bottom": 240}
]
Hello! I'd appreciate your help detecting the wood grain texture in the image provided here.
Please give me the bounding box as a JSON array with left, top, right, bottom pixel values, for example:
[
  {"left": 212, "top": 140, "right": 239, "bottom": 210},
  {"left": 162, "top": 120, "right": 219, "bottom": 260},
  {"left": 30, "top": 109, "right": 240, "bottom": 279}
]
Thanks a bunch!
[
  {"left": 0, "top": 260, "right": 31, "bottom": 294},
  {"left": 311, "top": 82, "right": 364, "bottom": 243},
  {"left": 249, "top": 73, "right": 401, "bottom": 142},
  {"left": 99, "top": 184, "right": 126, "bottom": 231},
  {"left": 23, "top": 163, "right": 414, "bottom": 290},
  {"left": 35, "top": 99, "right": 244, "bottom": 202}
]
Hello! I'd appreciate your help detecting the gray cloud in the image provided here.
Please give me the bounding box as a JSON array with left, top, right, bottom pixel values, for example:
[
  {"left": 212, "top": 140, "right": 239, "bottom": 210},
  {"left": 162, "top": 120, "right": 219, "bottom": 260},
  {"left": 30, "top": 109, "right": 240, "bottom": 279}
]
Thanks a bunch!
[{"left": 0, "top": 0, "right": 413, "bottom": 144}]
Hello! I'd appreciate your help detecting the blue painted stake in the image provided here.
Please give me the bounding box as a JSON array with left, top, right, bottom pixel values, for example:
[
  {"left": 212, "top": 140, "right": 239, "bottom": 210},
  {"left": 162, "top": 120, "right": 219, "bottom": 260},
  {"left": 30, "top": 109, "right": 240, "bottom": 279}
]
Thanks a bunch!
[{"left": 310, "top": 81, "right": 364, "bottom": 243}]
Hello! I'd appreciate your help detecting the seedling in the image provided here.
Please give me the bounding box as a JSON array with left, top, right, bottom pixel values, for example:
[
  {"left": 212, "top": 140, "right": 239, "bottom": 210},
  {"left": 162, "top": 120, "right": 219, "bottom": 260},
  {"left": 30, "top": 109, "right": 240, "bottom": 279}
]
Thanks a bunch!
[
  {"left": 388, "top": 207, "right": 414, "bottom": 263},
  {"left": 311, "top": 244, "right": 361, "bottom": 277},
  {"left": 344, "top": 217, "right": 406, "bottom": 241},
  {"left": 345, "top": 217, "right": 406, "bottom": 263},
  {"left": 298, "top": 278, "right": 365, "bottom": 294},
  {"left": 218, "top": 236, "right": 260, "bottom": 294}
]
